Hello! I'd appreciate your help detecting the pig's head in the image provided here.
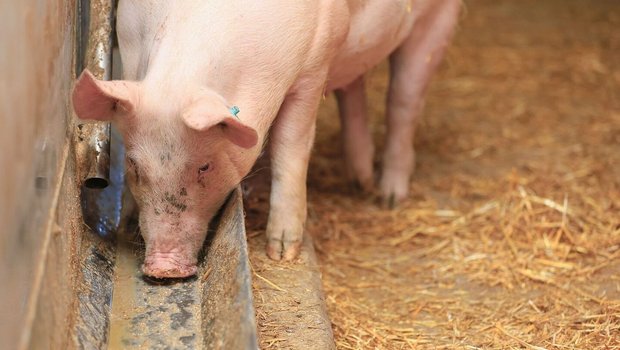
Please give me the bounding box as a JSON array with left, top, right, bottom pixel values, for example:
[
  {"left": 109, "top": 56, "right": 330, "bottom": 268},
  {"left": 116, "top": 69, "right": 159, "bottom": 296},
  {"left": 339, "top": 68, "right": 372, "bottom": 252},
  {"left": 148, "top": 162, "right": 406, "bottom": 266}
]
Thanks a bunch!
[{"left": 72, "top": 70, "right": 258, "bottom": 278}]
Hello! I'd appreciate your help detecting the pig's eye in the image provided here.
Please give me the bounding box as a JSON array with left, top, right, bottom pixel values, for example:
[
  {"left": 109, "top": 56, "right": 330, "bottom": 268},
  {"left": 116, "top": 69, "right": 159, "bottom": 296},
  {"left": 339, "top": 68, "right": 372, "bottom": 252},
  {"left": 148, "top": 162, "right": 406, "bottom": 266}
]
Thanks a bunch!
[{"left": 198, "top": 163, "right": 212, "bottom": 174}]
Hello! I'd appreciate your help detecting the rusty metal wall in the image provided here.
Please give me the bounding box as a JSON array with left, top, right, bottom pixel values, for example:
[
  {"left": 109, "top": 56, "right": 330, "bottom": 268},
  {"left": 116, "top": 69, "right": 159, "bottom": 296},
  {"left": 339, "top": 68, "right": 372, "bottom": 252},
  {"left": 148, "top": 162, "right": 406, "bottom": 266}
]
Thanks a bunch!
[{"left": 0, "top": 1, "right": 80, "bottom": 349}]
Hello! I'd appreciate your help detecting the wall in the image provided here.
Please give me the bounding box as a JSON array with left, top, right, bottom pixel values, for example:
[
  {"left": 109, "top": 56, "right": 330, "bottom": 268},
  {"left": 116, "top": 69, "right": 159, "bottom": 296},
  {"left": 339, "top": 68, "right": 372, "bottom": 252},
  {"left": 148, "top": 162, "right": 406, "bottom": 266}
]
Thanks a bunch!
[{"left": 0, "top": 1, "right": 83, "bottom": 348}]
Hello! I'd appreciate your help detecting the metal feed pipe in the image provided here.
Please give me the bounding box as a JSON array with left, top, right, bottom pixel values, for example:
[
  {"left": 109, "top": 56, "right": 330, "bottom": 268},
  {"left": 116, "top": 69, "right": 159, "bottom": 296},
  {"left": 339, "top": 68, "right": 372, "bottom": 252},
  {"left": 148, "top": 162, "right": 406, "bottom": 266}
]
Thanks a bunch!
[{"left": 76, "top": 0, "right": 114, "bottom": 189}]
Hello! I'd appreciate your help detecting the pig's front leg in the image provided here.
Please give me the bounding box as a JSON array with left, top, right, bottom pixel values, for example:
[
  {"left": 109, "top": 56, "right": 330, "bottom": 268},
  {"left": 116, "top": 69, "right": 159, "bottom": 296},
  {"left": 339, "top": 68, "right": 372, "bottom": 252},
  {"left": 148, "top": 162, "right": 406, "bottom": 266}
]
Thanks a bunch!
[{"left": 266, "top": 82, "right": 324, "bottom": 261}]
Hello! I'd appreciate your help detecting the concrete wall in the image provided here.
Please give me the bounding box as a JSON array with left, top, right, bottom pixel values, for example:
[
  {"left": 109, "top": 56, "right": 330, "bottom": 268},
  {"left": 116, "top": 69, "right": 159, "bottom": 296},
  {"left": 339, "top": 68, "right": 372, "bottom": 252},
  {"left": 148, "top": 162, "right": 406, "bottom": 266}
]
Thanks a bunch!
[{"left": 0, "top": 1, "right": 84, "bottom": 348}]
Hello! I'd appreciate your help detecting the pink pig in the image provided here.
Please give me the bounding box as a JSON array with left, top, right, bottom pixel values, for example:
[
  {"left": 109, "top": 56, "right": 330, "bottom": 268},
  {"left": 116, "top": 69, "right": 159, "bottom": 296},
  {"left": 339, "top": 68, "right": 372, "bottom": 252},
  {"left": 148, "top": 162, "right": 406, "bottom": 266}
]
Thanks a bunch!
[{"left": 72, "top": 0, "right": 460, "bottom": 278}]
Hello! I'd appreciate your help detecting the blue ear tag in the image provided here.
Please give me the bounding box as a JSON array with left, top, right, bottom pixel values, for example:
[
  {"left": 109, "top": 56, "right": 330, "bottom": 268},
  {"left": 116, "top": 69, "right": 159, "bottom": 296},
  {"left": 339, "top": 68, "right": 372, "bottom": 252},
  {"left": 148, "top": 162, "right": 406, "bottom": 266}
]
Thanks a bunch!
[{"left": 229, "top": 106, "right": 240, "bottom": 119}]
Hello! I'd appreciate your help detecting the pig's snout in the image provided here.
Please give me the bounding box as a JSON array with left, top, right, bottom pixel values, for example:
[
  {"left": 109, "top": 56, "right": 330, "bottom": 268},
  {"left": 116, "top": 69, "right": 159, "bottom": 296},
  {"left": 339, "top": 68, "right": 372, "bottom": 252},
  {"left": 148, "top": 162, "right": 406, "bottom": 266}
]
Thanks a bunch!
[{"left": 142, "top": 252, "right": 198, "bottom": 278}]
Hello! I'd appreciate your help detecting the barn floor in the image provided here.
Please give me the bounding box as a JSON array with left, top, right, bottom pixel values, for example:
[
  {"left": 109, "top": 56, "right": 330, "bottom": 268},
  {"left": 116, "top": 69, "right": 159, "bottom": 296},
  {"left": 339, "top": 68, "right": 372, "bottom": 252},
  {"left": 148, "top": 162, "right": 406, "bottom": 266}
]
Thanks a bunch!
[{"left": 247, "top": 0, "right": 620, "bottom": 348}]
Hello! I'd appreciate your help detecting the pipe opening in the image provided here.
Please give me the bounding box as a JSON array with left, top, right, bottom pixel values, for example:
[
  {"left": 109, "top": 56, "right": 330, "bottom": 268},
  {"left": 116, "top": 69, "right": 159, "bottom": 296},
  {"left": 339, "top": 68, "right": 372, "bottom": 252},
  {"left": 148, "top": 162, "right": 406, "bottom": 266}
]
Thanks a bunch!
[{"left": 84, "top": 177, "right": 109, "bottom": 189}]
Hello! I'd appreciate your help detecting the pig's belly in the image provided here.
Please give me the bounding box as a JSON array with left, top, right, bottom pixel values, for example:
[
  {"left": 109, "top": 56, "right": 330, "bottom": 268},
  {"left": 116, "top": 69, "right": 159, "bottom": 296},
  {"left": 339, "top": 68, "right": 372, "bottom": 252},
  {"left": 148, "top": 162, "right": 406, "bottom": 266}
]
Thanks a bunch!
[{"left": 326, "top": 0, "right": 419, "bottom": 91}]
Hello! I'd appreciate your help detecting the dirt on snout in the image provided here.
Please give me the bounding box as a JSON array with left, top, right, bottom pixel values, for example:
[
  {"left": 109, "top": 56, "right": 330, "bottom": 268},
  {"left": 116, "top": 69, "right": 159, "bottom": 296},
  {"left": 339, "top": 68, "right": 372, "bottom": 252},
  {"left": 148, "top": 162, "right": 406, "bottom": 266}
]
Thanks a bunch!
[{"left": 248, "top": 0, "right": 620, "bottom": 348}]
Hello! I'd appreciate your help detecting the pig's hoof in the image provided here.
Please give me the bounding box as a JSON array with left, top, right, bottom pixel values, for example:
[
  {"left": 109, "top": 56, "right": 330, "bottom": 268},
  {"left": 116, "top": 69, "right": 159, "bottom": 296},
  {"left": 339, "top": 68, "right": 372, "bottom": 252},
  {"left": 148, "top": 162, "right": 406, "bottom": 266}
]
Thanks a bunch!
[
  {"left": 379, "top": 174, "right": 409, "bottom": 209},
  {"left": 380, "top": 193, "right": 397, "bottom": 209},
  {"left": 381, "top": 182, "right": 407, "bottom": 209},
  {"left": 348, "top": 176, "right": 375, "bottom": 194},
  {"left": 266, "top": 237, "right": 302, "bottom": 261},
  {"left": 142, "top": 258, "right": 197, "bottom": 278},
  {"left": 380, "top": 190, "right": 409, "bottom": 209}
]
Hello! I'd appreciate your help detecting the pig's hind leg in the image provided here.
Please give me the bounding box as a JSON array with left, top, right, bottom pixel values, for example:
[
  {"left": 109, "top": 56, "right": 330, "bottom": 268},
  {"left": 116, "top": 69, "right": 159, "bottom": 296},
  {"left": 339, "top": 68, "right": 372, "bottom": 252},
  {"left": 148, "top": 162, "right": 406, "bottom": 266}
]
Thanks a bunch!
[
  {"left": 335, "top": 76, "right": 375, "bottom": 192},
  {"left": 266, "top": 81, "right": 325, "bottom": 261},
  {"left": 380, "top": 1, "right": 461, "bottom": 207}
]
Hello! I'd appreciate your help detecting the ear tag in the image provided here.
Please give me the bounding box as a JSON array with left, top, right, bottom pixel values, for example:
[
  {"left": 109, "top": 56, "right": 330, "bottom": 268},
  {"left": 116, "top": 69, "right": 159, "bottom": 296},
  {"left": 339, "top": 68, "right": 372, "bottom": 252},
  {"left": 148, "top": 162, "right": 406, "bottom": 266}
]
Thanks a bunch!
[{"left": 229, "top": 106, "right": 240, "bottom": 119}]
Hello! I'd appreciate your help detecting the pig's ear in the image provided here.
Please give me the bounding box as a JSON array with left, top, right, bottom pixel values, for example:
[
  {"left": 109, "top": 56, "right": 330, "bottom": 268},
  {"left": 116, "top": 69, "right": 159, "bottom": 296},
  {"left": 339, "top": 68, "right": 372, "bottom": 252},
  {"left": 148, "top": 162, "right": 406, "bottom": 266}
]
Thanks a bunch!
[
  {"left": 72, "top": 69, "right": 137, "bottom": 121},
  {"left": 182, "top": 95, "right": 258, "bottom": 149}
]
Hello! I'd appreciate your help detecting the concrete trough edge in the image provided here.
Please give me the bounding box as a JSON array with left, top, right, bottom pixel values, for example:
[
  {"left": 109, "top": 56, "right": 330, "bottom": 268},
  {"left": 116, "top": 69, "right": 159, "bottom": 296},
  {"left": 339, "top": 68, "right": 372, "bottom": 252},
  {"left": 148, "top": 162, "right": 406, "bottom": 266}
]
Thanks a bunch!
[
  {"left": 248, "top": 230, "right": 336, "bottom": 349},
  {"left": 202, "top": 189, "right": 259, "bottom": 349}
]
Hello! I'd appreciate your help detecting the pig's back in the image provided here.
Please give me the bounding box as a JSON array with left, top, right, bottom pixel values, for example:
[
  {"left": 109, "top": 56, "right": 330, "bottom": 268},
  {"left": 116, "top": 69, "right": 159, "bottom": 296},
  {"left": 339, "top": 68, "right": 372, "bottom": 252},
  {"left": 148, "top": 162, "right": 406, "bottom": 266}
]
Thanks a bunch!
[
  {"left": 327, "top": 0, "right": 433, "bottom": 90},
  {"left": 117, "top": 1, "right": 333, "bottom": 93}
]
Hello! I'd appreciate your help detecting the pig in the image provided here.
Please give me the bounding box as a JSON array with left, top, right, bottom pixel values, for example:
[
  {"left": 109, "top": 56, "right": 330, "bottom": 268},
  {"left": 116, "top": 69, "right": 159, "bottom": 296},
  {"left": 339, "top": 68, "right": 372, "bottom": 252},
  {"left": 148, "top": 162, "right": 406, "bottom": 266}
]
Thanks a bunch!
[{"left": 72, "top": 0, "right": 461, "bottom": 278}]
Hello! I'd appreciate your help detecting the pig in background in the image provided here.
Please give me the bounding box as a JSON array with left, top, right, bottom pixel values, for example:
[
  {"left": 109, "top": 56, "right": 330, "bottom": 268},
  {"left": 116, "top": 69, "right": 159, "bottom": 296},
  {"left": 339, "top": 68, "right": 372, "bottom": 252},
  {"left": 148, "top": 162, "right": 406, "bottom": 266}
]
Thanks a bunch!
[{"left": 72, "top": 0, "right": 461, "bottom": 278}]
